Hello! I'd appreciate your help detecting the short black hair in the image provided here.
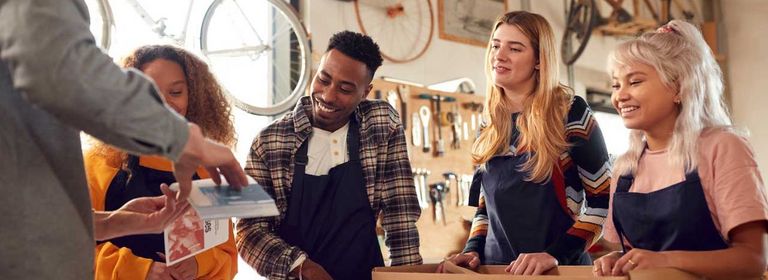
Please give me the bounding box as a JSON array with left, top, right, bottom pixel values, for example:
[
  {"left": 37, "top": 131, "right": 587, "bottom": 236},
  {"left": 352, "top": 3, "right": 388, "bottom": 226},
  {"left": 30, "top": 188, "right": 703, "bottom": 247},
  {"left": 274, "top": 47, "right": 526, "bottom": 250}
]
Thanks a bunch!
[{"left": 326, "top": 31, "right": 383, "bottom": 79}]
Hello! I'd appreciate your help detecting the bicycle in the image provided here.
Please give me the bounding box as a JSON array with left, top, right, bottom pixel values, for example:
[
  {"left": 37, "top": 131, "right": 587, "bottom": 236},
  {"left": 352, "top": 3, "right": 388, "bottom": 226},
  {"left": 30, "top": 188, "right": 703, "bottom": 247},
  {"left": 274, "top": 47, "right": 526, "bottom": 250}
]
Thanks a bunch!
[
  {"left": 84, "top": 0, "right": 312, "bottom": 116},
  {"left": 561, "top": 0, "right": 700, "bottom": 65}
]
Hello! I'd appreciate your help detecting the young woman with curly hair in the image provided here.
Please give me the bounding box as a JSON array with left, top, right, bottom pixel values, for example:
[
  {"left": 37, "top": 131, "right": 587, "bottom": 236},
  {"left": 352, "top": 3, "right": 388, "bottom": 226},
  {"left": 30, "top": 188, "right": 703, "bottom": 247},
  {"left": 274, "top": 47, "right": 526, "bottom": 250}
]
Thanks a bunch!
[{"left": 84, "top": 45, "right": 238, "bottom": 280}]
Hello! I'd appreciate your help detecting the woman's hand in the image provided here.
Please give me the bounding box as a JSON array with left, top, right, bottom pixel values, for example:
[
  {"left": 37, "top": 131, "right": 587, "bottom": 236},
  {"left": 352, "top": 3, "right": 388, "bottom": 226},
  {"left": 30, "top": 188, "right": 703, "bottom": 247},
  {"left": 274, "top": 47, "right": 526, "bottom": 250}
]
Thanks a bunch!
[
  {"left": 592, "top": 251, "right": 622, "bottom": 276},
  {"left": 505, "top": 252, "right": 558, "bottom": 275},
  {"left": 436, "top": 252, "right": 480, "bottom": 272},
  {"left": 611, "top": 248, "right": 672, "bottom": 276}
]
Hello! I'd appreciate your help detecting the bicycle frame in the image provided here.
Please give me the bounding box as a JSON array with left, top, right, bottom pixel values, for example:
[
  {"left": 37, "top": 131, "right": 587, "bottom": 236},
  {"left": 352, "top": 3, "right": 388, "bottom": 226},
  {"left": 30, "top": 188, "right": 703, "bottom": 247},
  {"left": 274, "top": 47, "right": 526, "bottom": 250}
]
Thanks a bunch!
[{"left": 122, "top": 0, "right": 196, "bottom": 45}]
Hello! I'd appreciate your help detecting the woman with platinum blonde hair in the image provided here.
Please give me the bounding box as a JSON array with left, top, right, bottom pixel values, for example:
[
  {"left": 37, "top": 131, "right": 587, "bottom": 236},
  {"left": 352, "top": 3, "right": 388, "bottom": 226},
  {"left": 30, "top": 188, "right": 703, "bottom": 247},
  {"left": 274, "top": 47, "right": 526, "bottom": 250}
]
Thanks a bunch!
[{"left": 593, "top": 20, "right": 768, "bottom": 279}]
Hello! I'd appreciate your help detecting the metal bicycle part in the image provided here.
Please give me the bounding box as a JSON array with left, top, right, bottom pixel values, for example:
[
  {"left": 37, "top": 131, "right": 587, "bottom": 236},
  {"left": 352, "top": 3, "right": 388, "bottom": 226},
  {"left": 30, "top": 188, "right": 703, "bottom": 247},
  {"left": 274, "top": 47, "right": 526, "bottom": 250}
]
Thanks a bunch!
[
  {"left": 200, "top": 0, "right": 312, "bottom": 116},
  {"left": 561, "top": 0, "right": 597, "bottom": 65},
  {"left": 85, "top": 0, "right": 114, "bottom": 50}
]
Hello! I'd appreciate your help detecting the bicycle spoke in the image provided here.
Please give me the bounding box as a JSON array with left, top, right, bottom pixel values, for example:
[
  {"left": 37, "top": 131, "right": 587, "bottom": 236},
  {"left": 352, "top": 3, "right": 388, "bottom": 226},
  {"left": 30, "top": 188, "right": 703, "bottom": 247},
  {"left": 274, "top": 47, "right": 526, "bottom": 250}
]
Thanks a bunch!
[
  {"left": 400, "top": 15, "right": 421, "bottom": 41},
  {"left": 269, "top": 22, "right": 297, "bottom": 44},
  {"left": 396, "top": 19, "right": 415, "bottom": 57},
  {"left": 205, "top": 45, "right": 270, "bottom": 58},
  {"left": 228, "top": 0, "right": 266, "bottom": 45}
]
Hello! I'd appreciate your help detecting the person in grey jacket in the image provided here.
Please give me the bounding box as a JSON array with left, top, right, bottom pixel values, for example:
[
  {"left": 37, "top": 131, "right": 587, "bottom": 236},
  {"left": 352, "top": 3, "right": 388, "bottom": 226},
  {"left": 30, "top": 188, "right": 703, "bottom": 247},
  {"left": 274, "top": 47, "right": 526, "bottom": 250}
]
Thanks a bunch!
[{"left": 0, "top": 0, "right": 248, "bottom": 278}]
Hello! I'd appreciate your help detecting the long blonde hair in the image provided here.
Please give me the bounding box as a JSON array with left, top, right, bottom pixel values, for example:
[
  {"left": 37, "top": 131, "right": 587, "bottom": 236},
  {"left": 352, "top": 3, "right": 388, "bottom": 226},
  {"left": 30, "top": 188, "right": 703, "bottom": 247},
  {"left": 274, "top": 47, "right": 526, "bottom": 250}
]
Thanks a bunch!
[
  {"left": 472, "top": 11, "right": 572, "bottom": 183},
  {"left": 609, "top": 20, "right": 732, "bottom": 176}
]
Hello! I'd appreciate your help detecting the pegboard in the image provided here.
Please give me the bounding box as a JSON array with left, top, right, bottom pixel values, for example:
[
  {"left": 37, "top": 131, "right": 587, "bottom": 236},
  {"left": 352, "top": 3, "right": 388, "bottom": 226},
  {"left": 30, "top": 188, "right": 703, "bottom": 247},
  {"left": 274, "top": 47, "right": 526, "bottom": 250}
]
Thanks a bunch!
[{"left": 371, "top": 78, "right": 486, "bottom": 262}]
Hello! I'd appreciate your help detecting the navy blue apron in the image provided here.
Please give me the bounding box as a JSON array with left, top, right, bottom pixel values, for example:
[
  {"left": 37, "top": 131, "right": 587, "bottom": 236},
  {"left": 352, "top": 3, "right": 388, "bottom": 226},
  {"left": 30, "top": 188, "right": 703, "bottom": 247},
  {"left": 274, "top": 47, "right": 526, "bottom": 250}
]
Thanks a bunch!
[
  {"left": 612, "top": 167, "right": 729, "bottom": 252},
  {"left": 479, "top": 113, "right": 590, "bottom": 265},
  {"left": 278, "top": 119, "right": 384, "bottom": 280},
  {"left": 97, "top": 155, "right": 200, "bottom": 262}
]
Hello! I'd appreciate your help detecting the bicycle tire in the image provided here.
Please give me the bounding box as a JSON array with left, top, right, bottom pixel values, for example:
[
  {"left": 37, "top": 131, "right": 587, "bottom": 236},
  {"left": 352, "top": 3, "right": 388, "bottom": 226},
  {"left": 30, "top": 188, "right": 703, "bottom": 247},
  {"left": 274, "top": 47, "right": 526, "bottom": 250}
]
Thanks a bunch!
[
  {"left": 199, "top": 0, "right": 312, "bottom": 116},
  {"left": 561, "top": 0, "right": 596, "bottom": 65},
  {"left": 86, "top": 0, "right": 115, "bottom": 50}
]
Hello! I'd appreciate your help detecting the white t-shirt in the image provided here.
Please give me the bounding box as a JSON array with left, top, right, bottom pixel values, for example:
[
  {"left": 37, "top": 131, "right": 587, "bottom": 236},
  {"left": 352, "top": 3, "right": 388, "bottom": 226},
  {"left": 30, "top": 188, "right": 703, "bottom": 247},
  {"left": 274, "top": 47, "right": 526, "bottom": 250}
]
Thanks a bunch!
[{"left": 305, "top": 123, "right": 350, "bottom": 176}]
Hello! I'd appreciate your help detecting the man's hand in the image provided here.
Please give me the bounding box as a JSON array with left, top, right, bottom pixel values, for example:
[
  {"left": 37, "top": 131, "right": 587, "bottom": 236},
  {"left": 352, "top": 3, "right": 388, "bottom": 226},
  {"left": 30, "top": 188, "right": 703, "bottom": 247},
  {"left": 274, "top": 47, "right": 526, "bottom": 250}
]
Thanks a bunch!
[
  {"left": 291, "top": 259, "right": 333, "bottom": 280},
  {"left": 168, "top": 256, "right": 198, "bottom": 280},
  {"left": 174, "top": 123, "right": 248, "bottom": 201},
  {"left": 94, "top": 184, "right": 189, "bottom": 240},
  {"left": 436, "top": 252, "right": 480, "bottom": 272}
]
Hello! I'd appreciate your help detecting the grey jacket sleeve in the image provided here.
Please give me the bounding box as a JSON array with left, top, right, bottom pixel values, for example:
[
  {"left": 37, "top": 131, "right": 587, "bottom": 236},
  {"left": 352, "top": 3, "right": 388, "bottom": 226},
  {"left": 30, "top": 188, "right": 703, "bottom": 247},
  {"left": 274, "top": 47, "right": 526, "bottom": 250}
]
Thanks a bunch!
[{"left": 0, "top": 0, "right": 188, "bottom": 160}]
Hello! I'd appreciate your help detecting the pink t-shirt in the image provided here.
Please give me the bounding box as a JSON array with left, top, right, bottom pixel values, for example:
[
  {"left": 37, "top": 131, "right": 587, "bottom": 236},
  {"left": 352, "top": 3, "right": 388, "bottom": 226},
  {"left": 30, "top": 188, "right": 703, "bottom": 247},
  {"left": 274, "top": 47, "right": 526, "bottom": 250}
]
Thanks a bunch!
[{"left": 603, "top": 129, "right": 768, "bottom": 244}]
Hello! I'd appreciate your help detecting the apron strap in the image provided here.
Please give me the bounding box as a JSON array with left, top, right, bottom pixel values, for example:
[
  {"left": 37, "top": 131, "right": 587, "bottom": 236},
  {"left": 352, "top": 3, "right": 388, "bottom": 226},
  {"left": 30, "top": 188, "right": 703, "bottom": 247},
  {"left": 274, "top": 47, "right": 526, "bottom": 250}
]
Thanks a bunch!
[
  {"left": 615, "top": 175, "right": 634, "bottom": 193},
  {"left": 614, "top": 212, "right": 630, "bottom": 254},
  {"left": 294, "top": 140, "right": 309, "bottom": 189},
  {"left": 613, "top": 174, "right": 634, "bottom": 253},
  {"left": 347, "top": 118, "right": 360, "bottom": 163}
]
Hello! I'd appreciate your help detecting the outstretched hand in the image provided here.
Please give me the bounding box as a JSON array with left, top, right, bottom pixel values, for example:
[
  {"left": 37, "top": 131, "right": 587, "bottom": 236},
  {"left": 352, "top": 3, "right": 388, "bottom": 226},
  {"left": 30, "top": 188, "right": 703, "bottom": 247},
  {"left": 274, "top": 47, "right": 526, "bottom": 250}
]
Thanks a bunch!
[
  {"left": 173, "top": 123, "right": 248, "bottom": 200},
  {"left": 95, "top": 184, "right": 190, "bottom": 240}
]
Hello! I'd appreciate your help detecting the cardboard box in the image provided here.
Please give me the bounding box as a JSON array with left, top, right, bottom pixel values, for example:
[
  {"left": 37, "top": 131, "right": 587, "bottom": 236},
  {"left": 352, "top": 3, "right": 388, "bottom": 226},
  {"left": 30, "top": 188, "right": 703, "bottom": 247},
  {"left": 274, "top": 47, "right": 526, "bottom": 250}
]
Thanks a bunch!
[{"left": 372, "top": 262, "right": 710, "bottom": 280}]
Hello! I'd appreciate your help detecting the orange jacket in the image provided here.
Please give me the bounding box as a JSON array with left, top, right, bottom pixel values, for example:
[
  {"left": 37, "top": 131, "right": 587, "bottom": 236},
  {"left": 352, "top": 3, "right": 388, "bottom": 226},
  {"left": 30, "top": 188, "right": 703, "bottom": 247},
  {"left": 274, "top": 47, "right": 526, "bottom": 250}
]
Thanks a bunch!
[{"left": 84, "top": 151, "right": 237, "bottom": 280}]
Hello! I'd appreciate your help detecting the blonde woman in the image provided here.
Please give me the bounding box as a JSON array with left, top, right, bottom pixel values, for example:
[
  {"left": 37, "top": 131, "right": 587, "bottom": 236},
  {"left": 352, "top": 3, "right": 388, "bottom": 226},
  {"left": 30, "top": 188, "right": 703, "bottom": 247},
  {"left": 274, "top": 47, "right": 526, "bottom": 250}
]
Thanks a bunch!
[
  {"left": 592, "top": 20, "right": 768, "bottom": 279},
  {"left": 84, "top": 45, "right": 238, "bottom": 280},
  {"left": 440, "top": 11, "right": 612, "bottom": 275}
]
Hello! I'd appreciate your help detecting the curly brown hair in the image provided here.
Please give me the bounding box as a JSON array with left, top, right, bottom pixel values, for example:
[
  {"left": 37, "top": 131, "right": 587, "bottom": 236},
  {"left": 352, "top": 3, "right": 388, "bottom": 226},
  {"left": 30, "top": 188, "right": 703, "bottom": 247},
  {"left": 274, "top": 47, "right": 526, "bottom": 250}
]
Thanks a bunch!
[{"left": 90, "top": 45, "right": 235, "bottom": 167}]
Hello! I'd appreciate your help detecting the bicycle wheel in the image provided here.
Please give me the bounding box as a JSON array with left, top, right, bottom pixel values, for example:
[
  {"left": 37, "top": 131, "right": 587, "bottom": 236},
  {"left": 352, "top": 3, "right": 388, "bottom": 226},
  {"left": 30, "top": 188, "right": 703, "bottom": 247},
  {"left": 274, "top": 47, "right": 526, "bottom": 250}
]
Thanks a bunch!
[
  {"left": 354, "top": 0, "right": 434, "bottom": 63},
  {"left": 200, "top": 0, "right": 312, "bottom": 116},
  {"left": 561, "top": 0, "right": 596, "bottom": 65},
  {"left": 84, "top": 0, "right": 114, "bottom": 50}
]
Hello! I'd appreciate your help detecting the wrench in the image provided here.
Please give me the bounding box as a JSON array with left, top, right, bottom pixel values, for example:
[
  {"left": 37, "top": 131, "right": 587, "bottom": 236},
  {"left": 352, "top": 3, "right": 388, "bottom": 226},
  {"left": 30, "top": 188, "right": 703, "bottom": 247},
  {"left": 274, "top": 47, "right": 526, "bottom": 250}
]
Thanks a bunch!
[
  {"left": 419, "top": 106, "right": 431, "bottom": 153},
  {"left": 411, "top": 112, "right": 421, "bottom": 146}
]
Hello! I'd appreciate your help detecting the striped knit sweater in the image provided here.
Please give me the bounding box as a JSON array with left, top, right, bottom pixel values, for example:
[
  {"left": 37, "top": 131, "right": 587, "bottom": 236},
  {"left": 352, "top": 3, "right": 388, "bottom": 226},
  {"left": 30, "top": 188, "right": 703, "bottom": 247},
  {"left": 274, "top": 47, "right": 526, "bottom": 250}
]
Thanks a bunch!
[{"left": 464, "top": 95, "right": 611, "bottom": 263}]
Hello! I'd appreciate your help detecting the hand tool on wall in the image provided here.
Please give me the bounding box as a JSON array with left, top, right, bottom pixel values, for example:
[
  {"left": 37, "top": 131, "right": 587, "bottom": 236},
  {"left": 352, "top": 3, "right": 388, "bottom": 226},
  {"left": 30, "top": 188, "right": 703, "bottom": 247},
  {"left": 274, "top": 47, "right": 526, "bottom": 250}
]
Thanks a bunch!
[
  {"left": 430, "top": 182, "right": 447, "bottom": 225},
  {"left": 454, "top": 174, "right": 464, "bottom": 207},
  {"left": 456, "top": 174, "right": 472, "bottom": 206},
  {"left": 416, "top": 93, "right": 455, "bottom": 157},
  {"left": 471, "top": 113, "right": 477, "bottom": 131},
  {"left": 449, "top": 104, "right": 462, "bottom": 149},
  {"left": 418, "top": 106, "right": 431, "bottom": 153},
  {"left": 475, "top": 112, "right": 483, "bottom": 138},
  {"left": 411, "top": 112, "right": 422, "bottom": 146},
  {"left": 396, "top": 84, "right": 409, "bottom": 129},
  {"left": 420, "top": 169, "right": 431, "bottom": 209},
  {"left": 456, "top": 175, "right": 464, "bottom": 206},
  {"left": 463, "top": 122, "right": 469, "bottom": 141},
  {"left": 432, "top": 95, "right": 445, "bottom": 157},
  {"left": 443, "top": 172, "right": 456, "bottom": 206},
  {"left": 463, "top": 101, "right": 484, "bottom": 132},
  {"left": 412, "top": 169, "right": 426, "bottom": 210}
]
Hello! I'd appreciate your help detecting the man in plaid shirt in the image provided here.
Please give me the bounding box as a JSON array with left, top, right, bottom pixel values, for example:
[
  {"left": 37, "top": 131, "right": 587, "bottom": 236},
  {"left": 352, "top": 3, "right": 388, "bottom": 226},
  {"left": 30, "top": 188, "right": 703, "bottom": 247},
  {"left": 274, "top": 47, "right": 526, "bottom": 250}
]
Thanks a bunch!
[{"left": 236, "top": 31, "right": 422, "bottom": 279}]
